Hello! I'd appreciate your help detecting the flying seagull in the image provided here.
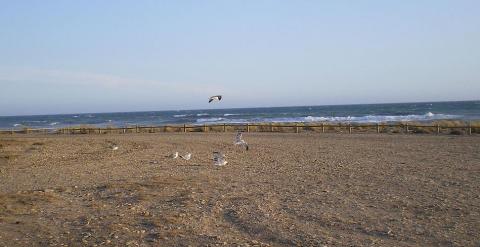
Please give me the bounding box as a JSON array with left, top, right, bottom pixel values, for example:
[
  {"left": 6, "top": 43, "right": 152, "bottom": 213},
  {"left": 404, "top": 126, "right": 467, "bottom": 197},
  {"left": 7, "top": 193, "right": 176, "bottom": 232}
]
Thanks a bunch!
[
  {"left": 234, "top": 132, "right": 249, "bottom": 150},
  {"left": 180, "top": 153, "right": 192, "bottom": 160},
  {"left": 213, "top": 152, "right": 228, "bottom": 166},
  {"left": 166, "top": 152, "right": 179, "bottom": 159},
  {"left": 208, "top": 95, "right": 222, "bottom": 103}
]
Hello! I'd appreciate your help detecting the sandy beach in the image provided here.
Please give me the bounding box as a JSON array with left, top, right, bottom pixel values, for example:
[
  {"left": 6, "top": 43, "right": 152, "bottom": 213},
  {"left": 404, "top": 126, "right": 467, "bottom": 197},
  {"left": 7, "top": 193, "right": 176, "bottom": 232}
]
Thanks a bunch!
[{"left": 0, "top": 133, "right": 479, "bottom": 246}]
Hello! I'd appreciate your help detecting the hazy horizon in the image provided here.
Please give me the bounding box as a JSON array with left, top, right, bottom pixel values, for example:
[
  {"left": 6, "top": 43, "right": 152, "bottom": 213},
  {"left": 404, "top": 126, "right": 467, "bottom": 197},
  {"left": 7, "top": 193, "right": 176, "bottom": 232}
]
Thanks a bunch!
[{"left": 1, "top": 1, "right": 479, "bottom": 116}]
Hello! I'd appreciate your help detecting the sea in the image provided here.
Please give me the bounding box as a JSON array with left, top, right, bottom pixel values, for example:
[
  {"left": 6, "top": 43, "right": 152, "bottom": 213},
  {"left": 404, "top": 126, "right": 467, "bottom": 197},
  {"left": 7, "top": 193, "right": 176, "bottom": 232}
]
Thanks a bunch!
[{"left": 0, "top": 101, "right": 479, "bottom": 130}]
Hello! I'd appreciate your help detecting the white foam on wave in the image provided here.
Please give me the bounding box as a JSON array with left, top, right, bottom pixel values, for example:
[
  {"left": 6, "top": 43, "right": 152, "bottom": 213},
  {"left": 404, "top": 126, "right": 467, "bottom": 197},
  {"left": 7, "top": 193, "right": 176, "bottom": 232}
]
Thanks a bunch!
[
  {"left": 197, "top": 113, "right": 209, "bottom": 116},
  {"left": 13, "top": 123, "right": 22, "bottom": 127},
  {"left": 24, "top": 120, "right": 47, "bottom": 123},
  {"left": 49, "top": 122, "right": 59, "bottom": 126},
  {"left": 196, "top": 117, "right": 224, "bottom": 123},
  {"left": 224, "top": 113, "right": 240, "bottom": 116},
  {"left": 291, "top": 112, "right": 458, "bottom": 123},
  {"left": 174, "top": 114, "right": 188, "bottom": 118},
  {"left": 196, "top": 112, "right": 460, "bottom": 124}
]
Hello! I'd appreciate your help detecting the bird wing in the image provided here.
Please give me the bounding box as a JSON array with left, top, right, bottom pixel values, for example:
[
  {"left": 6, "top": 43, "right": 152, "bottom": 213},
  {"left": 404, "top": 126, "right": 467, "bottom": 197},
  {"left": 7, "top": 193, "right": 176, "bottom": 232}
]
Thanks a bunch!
[
  {"left": 180, "top": 153, "right": 191, "bottom": 160},
  {"left": 208, "top": 95, "right": 222, "bottom": 103}
]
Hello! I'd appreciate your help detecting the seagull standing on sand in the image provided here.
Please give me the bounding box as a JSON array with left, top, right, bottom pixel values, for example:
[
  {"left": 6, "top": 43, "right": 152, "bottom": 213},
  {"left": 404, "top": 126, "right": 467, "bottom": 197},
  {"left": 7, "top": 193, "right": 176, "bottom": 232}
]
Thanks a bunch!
[
  {"left": 166, "top": 152, "right": 179, "bottom": 159},
  {"left": 107, "top": 141, "right": 119, "bottom": 151},
  {"left": 180, "top": 153, "right": 192, "bottom": 160},
  {"left": 213, "top": 152, "right": 228, "bottom": 166},
  {"left": 234, "top": 132, "right": 249, "bottom": 151},
  {"left": 208, "top": 95, "right": 222, "bottom": 103}
]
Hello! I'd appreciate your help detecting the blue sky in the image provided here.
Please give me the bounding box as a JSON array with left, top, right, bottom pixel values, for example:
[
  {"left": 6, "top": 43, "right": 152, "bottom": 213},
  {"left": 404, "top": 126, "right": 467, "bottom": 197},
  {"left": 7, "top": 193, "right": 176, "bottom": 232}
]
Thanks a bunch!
[{"left": 0, "top": 1, "right": 479, "bottom": 116}]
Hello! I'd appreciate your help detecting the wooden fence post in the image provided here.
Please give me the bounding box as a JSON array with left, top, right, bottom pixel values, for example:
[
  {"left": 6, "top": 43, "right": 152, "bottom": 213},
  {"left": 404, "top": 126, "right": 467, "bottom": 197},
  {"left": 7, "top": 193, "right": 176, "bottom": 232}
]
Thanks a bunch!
[
  {"left": 223, "top": 123, "right": 226, "bottom": 132},
  {"left": 296, "top": 123, "right": 299, "bottom": 133},
  {"left": 322, "top": 123, "right": 325, "bottom": 133},
  {"left": 436, "top": 124, "right": 440, "bottom": 134},
  {"left": 405, "top": 123, "right": 409, "bottom": 134},
  {"left": 376, "top": 123, "right": 380, "bottom": 133},
  {"left": 247, "top": 124, "right": 250, "bottom": 133},
  {"left": 204, "top": 124, "right": 207, "bottom": 132},
  {"left": 270, "top": 123, "right": 273, "bottom": 132},
  {"left": 183, "top": 124, "right": 187, "bottom": 133},
  {"left": 349, "top": 124, "right": 352, "bottom": 134},
  {"left": 469, "top": 122, "right": 472, "bottom": 135}
]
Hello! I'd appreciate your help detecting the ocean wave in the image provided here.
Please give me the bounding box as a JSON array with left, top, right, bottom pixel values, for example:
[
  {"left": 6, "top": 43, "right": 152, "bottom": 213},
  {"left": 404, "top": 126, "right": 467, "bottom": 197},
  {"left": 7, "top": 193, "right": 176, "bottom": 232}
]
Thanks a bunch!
[
  {"left": 196, "top": 117, "right": 224, "bottom": 123},
  {"left": 49, "top": 122, "right": 60, "bottom": 126},
  {"left": 196, "top": 113, "right": 209, "bottom": 116},
  {"left": 224, "top": 113, "right": 241, "bottom": 116},
  {"left": 24, "top": 120, "right": 47, "bottom": 123},
  {"left": 174, "top": 114, "right": 188, "bottom": 118},
  {"left": 13, "top": 123, "right": 22, "bottom": 127},
  {"left": 195, "top": 112, "right": 459, "bottom": 124},
  {"left": 279, "top": 112, "right": 459, "bottom": 123}
]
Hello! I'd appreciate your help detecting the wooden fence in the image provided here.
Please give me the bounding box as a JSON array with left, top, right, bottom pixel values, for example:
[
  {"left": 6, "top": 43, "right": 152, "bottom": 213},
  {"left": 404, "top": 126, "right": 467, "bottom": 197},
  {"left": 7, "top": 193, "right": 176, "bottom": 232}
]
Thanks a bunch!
[{"left": 0, "top": 122, "right": 477, "bottom": 135}]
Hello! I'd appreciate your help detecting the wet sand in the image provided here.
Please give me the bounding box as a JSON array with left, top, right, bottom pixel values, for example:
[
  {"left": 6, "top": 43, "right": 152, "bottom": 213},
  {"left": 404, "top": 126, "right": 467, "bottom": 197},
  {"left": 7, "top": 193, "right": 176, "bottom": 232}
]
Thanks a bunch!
[{"left": 0, "top": 133, "right": 479, "bottom": 246}]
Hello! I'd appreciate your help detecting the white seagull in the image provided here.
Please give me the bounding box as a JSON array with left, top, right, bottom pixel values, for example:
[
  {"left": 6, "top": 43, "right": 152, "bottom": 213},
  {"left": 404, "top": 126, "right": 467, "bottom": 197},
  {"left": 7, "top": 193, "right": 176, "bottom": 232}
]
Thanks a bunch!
[
  {"left": 213, "top": 152, "right": 228, "bottom": 166},
  {"left": 180, "top": 153, "right": 192, "bottom": 160},
  {"left": 107, "top": 141, "right": 119, "bottom": 151},
  {"left": 234, "top": 132, "right": 249, "bottom": 151},
  {"left": 208, "top": 95, "right": 222, "bottom": 103},
  {"left": 166, "top": 152, "right": 179, "bottom": 159}
]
